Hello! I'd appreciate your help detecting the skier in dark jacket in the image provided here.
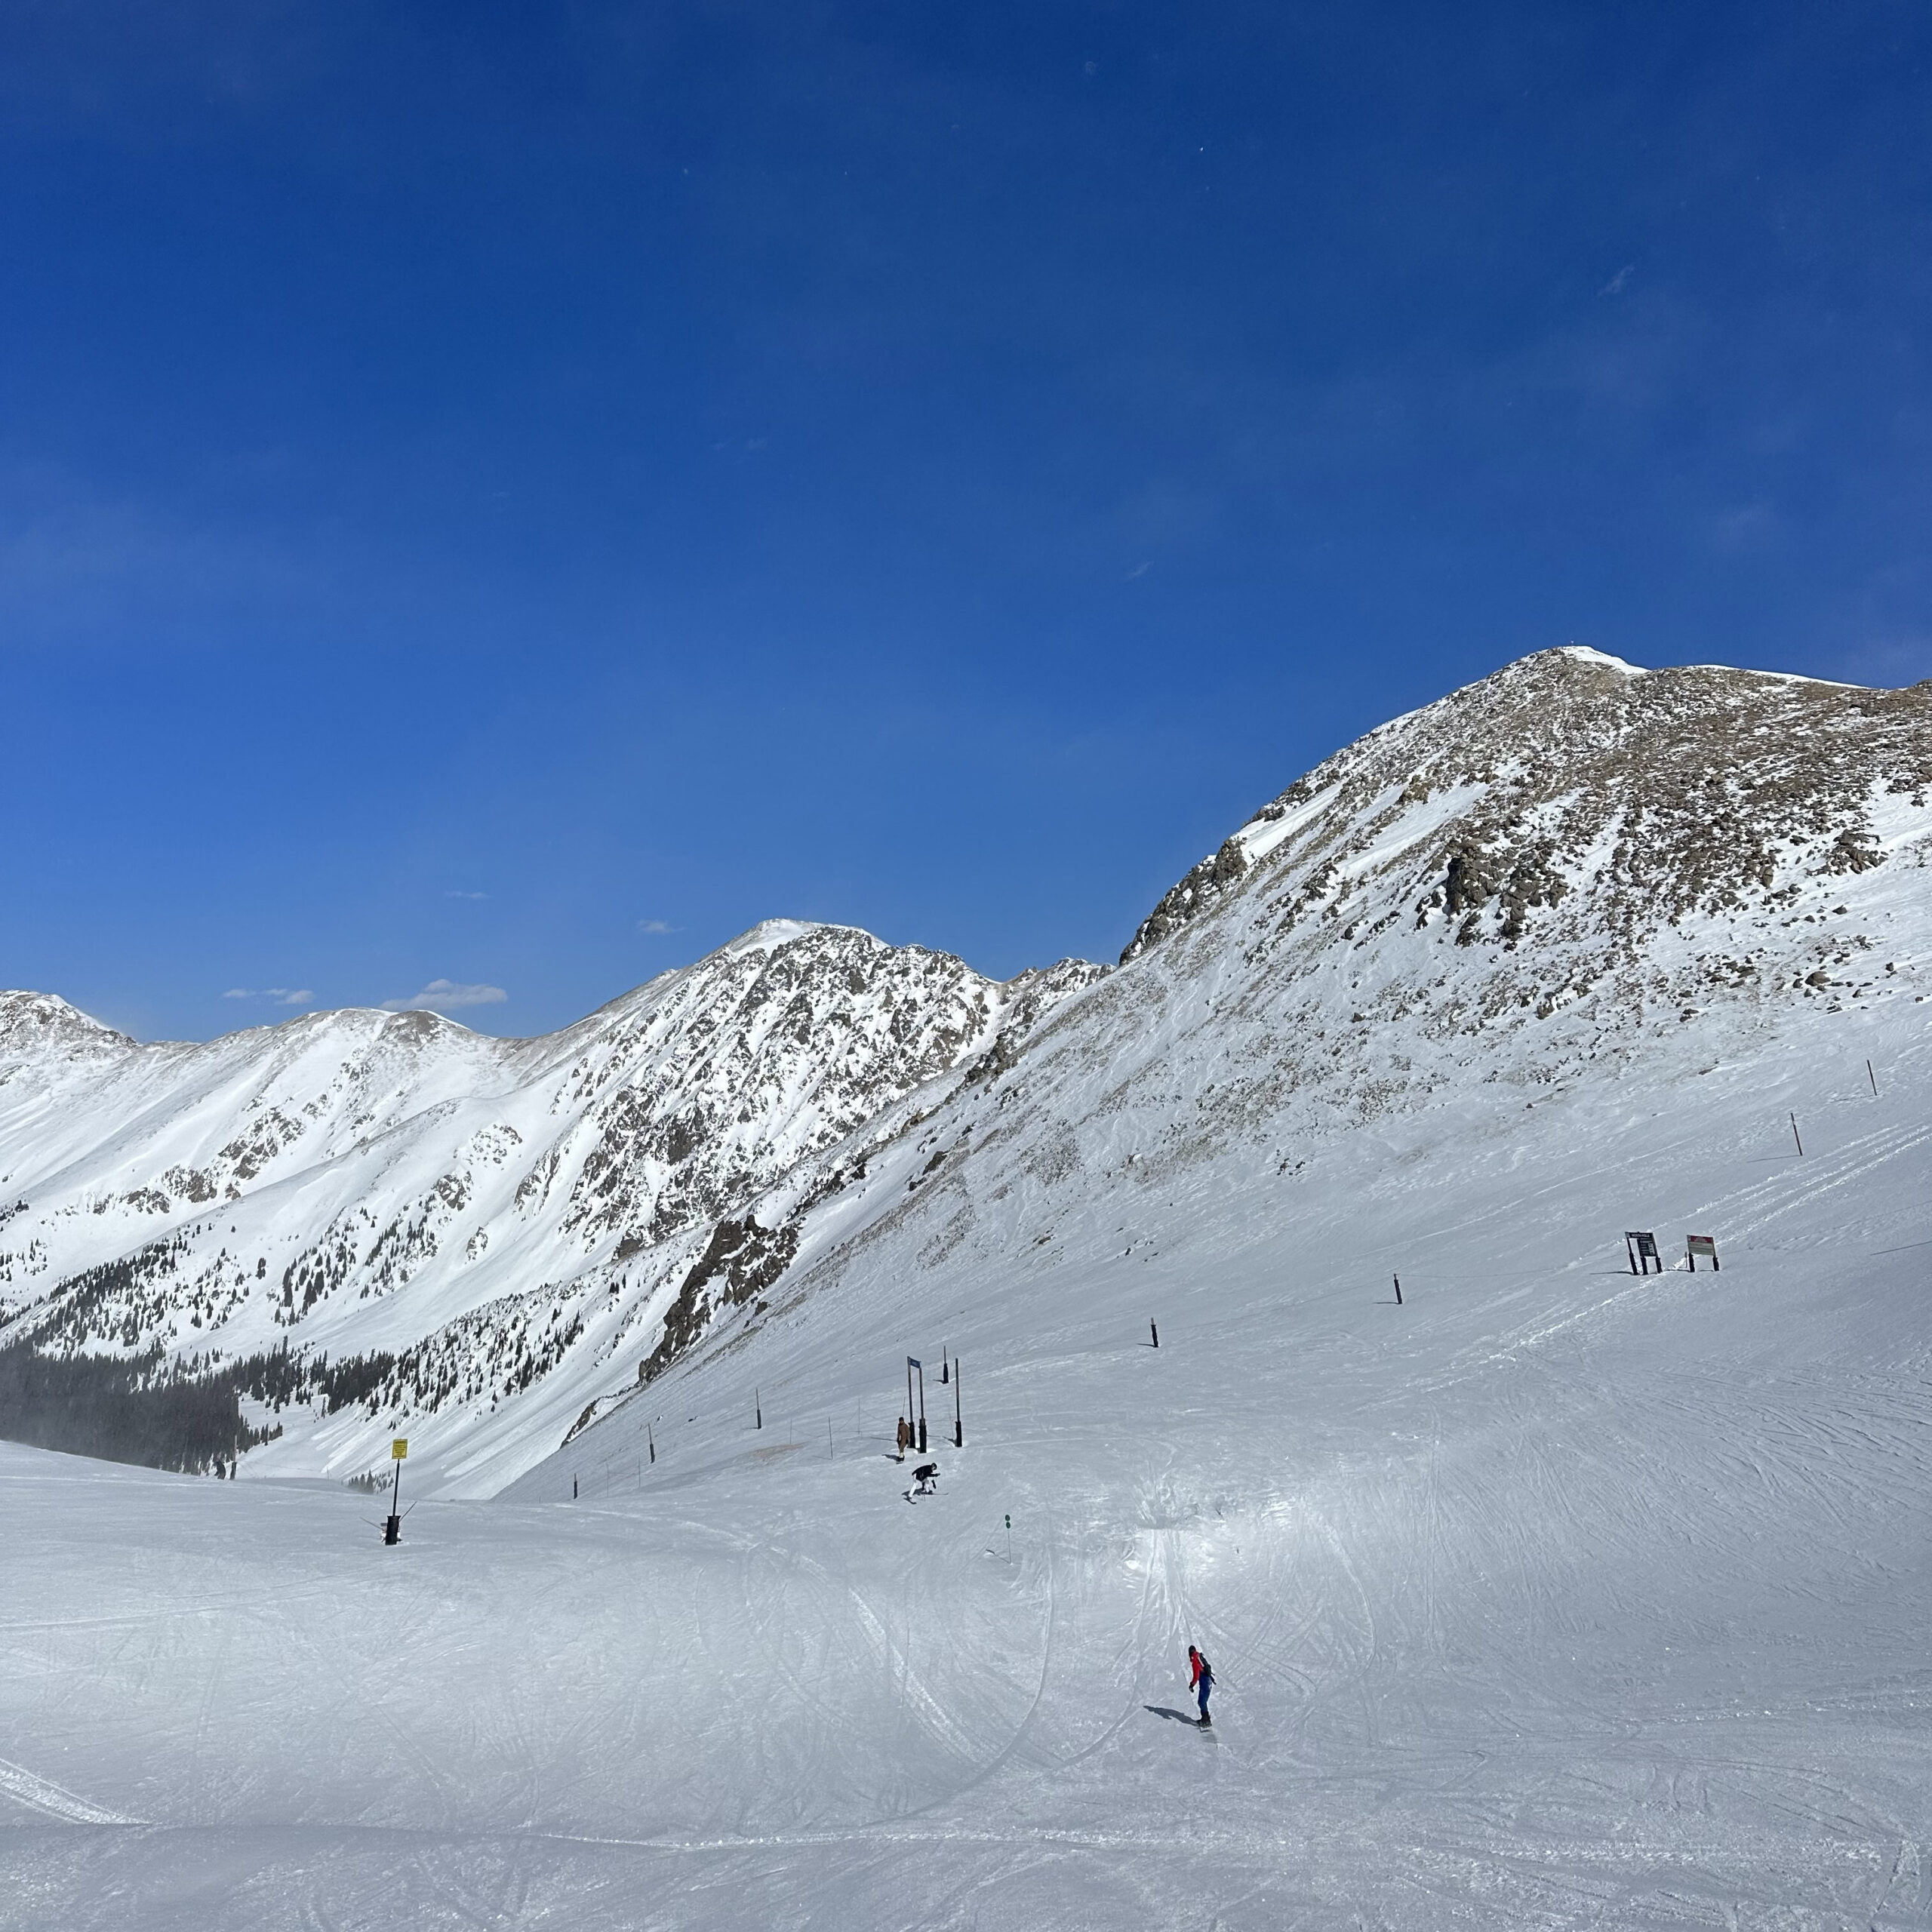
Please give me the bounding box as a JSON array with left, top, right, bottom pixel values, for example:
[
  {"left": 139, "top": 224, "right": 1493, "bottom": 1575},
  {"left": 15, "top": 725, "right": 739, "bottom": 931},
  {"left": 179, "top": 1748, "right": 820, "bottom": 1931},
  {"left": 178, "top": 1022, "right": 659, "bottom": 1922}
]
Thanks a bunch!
[{"left": 1189, "top": 1644, "right": 1214, "bottom": 1725}]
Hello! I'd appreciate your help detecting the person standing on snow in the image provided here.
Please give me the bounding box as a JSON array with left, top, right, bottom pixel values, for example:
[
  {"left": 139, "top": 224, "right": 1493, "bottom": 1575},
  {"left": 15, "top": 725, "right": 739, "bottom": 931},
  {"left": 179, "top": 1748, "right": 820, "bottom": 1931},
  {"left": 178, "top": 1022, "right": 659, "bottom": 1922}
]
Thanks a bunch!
[
  {"left": 1189, "top": 1644, "right": 1214, "bottom": 1725},
  {"left": 895, "top": 1416, "right": 909, "bottom": 1460}
]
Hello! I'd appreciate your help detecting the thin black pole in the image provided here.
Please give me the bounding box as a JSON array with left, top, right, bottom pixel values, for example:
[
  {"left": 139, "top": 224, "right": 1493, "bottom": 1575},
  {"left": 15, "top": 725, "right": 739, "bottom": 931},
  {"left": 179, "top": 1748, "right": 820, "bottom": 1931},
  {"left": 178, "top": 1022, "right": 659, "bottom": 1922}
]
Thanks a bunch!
[
  {"left": 1393, "top": 1274, "right": 1402, "bottom": 1306},
  {"left": 1150, "top": 1319, "right": 1158, "bottom": 1349},
  {"left": 648, "top": 1423, "right": 654, "bottom": 1464},
  {"left": 917, "top": 1361, "right": 928, "bottom": 1454},
  {"left": 942, "top": 1346, "right": 949, "bottom": 1385},
  {"left": 1868, "top": 1059, "right": 1878, "bottom": 1097},
  {"left": 953, "top": 1358, "right": 962, "bottom": 1447},
  {"left": 1791, "top": 1112, "right": 1804, "bottom": 1158},
  {"left": 755, "top": 1387, "right": 761, "bottom": 1429}
]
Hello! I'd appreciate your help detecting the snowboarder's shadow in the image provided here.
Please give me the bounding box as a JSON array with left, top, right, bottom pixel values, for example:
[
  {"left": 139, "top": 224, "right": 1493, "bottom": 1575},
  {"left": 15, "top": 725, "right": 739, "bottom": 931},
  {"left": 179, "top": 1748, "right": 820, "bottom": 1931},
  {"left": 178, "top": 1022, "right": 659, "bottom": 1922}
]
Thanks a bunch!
[{"left": 1144, "top": 1705, "right": 1198, "bottom": 1724}]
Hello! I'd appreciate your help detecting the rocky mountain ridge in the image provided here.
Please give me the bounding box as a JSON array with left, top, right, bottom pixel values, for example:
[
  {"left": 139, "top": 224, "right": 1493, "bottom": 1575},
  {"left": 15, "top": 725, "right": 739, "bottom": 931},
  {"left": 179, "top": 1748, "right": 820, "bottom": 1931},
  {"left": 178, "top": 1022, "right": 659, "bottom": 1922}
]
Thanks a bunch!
[
  {"left": 569, "top": 647, "right": 1931, "bottom": 1479},
  {"left": 0, "top": 921, "right": 1104, "bottom": 1491},
  {"left": 5, "top": 647, "right": 1930, "bottom": 1494}
]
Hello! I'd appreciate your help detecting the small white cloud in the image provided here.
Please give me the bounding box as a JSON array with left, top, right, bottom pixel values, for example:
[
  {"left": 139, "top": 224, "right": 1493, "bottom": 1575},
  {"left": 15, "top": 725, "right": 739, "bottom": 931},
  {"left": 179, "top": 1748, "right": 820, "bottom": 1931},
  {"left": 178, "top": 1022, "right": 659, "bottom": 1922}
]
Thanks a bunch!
[
  {"left": 636, "top": 919, "right": 678, "bottom": 934},
  {"left": 1600, "top": 264, "right": 1635, "bottom": 297},
  {"left": 380, "top": 979, "right": 507, "bottom": 1013},
  {"left": 445, "top": 890, "right": 488, "bottom": 900},
  {"left": 1126, "top": 561, "right": 1151, "bottom": 580},
  {"left": 223, "top": 987, "right": 315, "bottom": 1008}
]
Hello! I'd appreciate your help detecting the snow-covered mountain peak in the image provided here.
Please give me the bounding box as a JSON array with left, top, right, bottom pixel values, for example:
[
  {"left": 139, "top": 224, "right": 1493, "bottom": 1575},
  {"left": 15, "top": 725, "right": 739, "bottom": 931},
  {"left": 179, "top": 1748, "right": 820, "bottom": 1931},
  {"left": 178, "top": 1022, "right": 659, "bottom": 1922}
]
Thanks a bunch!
[
  {"left": 1546, "top": 641, "right": 1644, "bottom": 675},
  {"left": 0, "top": 990, "right": 134, "bottom": 1063},
  {"left": 7, "top": 647, "right": 1930, "bottom": 1499},
  {"left": 1124, "top": 648, "right": 1932, "bottom": 969},
  {"left": 721, "top": 916, "right": 845, "bottom": 955},
  {"left": 0, "top": 921, "right": 1103, "bottom": 1491}
]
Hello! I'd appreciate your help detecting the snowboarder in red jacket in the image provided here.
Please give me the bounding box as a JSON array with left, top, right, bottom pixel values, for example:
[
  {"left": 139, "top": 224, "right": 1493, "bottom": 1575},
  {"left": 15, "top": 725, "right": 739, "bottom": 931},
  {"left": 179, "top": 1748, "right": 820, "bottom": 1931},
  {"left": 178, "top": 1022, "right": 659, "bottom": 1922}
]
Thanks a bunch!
[{"left": 1188, "top": 1644, "right": 1214, "bottom": 1725}]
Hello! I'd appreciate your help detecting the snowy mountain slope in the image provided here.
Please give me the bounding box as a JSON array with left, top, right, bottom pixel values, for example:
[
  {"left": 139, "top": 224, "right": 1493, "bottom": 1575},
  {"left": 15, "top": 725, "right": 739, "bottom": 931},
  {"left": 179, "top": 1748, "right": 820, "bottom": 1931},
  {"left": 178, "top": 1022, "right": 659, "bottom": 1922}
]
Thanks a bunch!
[
  {"left": 561, "top": 648, "right": 1932, "bottom": 1448},
  {"left": 4, "top": 651, "right": 1932, "bottom": 1927},
  {"left": 4, "top": 645, "right": 1929, "bottom": 1508},
  {"left": 0, "top": 923, "right": 1103, "bottom": 1494}
]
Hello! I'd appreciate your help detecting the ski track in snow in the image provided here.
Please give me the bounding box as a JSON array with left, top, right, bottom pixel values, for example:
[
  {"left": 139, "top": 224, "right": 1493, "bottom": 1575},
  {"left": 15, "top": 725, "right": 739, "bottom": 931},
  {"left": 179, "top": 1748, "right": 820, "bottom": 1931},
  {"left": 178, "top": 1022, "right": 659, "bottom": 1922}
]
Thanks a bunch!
[{"left": 0, "top": 1757, "right": 140, "bottom": 1826}]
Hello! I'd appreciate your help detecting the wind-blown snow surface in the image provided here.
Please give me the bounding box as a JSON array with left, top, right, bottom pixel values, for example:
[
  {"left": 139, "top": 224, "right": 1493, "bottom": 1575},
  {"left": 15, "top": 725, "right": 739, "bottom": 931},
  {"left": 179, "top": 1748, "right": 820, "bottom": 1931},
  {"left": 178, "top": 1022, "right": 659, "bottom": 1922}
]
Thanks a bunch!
[{"left": 5, "top": 649, "right": 1932, "bottom": 1927}]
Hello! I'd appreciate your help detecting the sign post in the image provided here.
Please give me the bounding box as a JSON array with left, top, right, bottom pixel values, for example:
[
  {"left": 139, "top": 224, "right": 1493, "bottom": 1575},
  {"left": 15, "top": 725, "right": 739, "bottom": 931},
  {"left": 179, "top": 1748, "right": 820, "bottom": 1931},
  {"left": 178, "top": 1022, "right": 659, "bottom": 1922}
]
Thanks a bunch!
[
  {"left": 906, "top": 1356, "right": 927, "bottom": 1454},
  {"left": 1624, "top": 1231, "right": 1662, "bottom": 1276},
  {"left": 1687, "top": 1234, "right": 1719, "bottom": 1272},
  {"left": 384, "top": 1437, "right": 407, "bottom": 1546}
]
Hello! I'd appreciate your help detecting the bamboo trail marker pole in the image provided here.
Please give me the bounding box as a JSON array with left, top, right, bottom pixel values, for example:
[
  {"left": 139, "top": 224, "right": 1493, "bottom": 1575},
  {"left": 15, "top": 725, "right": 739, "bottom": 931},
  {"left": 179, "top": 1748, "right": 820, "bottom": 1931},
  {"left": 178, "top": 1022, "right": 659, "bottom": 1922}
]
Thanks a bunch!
[
  {"left": 1150, "top": 1319, "right": 1159, "bottom": 1349},
  {"left": 755, "top": 1387, "right": 762, "bottom": 1430},
  {"left": 954, "top": 1358, "right": 963, "bottom": 1448},
  {"left": 1868, "top": 1059, "right": 1879, "bottom": 1097},
  {"left": 1393, "top": 1274, "right": 1403, "bottom": 1306},
  {"left": 1791, "top": 1113, "right": 1804, "bottom": 1158}
]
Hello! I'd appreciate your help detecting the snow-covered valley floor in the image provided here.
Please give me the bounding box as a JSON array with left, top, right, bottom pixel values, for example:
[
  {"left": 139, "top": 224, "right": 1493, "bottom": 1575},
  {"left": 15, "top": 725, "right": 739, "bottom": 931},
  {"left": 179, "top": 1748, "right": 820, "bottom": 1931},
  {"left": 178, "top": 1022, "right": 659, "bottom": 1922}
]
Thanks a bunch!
[{"left": 5, "top": 1017, "right": 1932, "bottom": 1930}]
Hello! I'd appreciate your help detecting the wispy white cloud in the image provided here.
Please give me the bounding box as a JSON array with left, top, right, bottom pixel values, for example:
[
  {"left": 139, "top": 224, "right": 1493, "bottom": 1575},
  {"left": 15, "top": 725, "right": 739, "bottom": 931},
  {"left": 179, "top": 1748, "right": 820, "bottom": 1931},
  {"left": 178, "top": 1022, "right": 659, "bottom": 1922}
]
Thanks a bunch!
[
  {"left": 636, "top": 919, "right": 678, "bottom": 934},
  {"left": 1599, "top": 264, "right": 1635, "bottom": 297},
  {"left": 445, "top": 890, "right": 488, "bottom": 900},
  {"left": 380, "top": 978, "right": 507, "bottom": 1013},
  {"left": 223, "top": 987, "right": 315, "bottom": 1008},
  {"left": 1712, "top": 502, "right": 1776, "bottom": 552}
]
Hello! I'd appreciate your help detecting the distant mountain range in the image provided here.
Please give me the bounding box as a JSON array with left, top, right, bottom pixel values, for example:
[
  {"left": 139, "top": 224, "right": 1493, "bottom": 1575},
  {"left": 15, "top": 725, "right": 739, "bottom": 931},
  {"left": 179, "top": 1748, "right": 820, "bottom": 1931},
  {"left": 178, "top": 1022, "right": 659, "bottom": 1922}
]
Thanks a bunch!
[{"left": 5, "top": 648, "right": 1927, "bottom": 1492}]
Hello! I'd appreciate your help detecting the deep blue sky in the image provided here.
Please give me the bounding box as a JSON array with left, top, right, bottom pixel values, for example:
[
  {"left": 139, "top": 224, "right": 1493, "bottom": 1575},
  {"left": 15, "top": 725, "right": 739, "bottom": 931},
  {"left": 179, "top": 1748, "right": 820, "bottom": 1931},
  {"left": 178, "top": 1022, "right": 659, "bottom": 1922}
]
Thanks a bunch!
[{"left": 5, "top": 2, "right": 1930, "bottom": 1039}]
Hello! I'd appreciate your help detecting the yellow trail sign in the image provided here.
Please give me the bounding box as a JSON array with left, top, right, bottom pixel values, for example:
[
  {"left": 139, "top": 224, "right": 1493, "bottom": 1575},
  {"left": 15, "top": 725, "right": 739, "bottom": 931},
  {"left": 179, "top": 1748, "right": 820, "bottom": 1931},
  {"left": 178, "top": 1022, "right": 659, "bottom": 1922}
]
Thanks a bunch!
[{"left": 392, "top": 1438, "right": 408, "bottom": 1460}]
